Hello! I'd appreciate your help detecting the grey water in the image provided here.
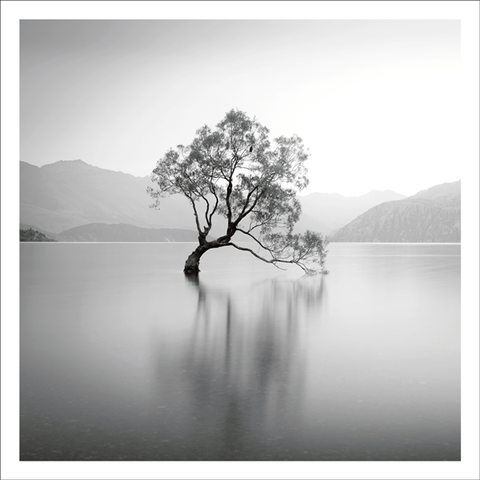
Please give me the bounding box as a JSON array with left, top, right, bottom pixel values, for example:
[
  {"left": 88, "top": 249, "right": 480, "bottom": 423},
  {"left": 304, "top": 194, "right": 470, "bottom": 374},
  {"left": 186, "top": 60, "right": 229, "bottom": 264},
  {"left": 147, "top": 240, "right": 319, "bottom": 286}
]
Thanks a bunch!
[{"left": 20, "top": 242, "right": 460, "bottom": 461}]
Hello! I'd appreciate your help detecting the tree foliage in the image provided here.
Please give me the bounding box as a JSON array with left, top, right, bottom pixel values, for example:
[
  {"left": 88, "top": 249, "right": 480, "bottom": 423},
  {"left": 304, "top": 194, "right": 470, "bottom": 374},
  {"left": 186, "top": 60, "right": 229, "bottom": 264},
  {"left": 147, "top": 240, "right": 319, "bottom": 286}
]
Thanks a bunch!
[
  {"left": 148, "top": 109, "right": 328, "bottom": 274},
  {"left": 20, "top": 228, "right": 56, "bottom": 242}
]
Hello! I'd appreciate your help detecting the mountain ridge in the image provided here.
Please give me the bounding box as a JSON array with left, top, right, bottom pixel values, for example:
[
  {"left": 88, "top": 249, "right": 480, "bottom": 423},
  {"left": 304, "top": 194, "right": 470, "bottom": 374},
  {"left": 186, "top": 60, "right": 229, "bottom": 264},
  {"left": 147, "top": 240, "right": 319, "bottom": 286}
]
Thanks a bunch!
[
  {"left": 297, "top": 188, "right": 407, "bottom": 234},
  {"left": 20, "top": 159, "right": 458, "bottom": 242},
  {"left": 57, "top": 223, "right": 204, "bottom": 242},
  {"left": 20, "top": 160, "right": 195, "bottom": 234},
  {"left": 330, "top": 181, "right": 460, "bottom": 242}
]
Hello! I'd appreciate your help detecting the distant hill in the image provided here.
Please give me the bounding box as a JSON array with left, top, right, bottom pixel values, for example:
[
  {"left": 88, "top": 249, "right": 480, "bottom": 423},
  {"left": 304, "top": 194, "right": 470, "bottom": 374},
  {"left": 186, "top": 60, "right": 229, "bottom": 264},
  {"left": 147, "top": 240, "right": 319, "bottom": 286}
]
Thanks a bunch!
[
  {"left": 21, "top": 160, "right": 406, "bottom": 239},
  {"left": 56, "top": 223, "right": 201, "bottom": 242},
  {"left": 330, "top": 181, "right": 460, "bottom": 242},
  {"left": 20, "top": 160, "right": 196, "bottom": 234},
  {"left": 297, "top": 190, "right": 406, "bottom": 234}
]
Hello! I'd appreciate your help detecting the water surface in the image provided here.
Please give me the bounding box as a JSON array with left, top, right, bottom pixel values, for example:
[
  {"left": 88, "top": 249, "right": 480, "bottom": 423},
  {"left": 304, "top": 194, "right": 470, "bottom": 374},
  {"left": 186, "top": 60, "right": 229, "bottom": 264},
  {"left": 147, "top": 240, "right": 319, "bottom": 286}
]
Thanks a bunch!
[{"left": 20, "top": 242, "right": 460, "bottom": 460}]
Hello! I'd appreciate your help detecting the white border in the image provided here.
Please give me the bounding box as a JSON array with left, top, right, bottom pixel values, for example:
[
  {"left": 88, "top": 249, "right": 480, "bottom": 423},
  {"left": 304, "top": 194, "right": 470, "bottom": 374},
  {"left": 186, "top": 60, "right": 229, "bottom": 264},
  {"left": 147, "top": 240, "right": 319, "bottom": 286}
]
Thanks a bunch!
[{"left": 2, "top": 2, "right": 479, "bottom": 479}]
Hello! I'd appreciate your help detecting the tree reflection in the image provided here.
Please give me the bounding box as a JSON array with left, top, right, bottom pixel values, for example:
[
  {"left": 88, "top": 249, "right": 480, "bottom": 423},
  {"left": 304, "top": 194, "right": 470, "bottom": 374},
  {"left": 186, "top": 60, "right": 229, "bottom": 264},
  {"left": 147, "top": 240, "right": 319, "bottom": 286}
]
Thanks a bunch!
[{"left": 174, "top": 273, "right": 326, "bottom": 459}]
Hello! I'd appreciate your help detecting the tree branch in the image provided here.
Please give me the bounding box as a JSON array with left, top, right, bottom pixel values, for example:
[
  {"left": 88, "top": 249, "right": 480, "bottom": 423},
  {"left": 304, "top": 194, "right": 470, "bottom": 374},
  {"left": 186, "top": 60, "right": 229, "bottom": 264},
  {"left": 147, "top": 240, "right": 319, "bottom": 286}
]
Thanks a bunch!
[
  {"left": 208, "top": 183, "right": 220, "bottom": 226},
  {"left": 233, "top": 185, "right": 259, "bottom": 223},
  {"left": 225, "top": 178, "right": 233, "bottom": 225},
  {"left": 226, "top": 242, "right": 317, "bottom": 274},
  {"left": 184, "top": 193, "right": 202, "bottom": 235},
  {"left": 198, "top": 193, "right": 211, "bottom": 230},
  {"left": 246, "top": 214, "right": 275, "bottom": 233},
  {"left": 232, "top": 188, "right": 265, "bottom": 226},
  {"left": 225, "top": 242, "right": 286, "bottom": 270},
  {"left": 235, "top": 227, "right": 276, "bottom": 258}
]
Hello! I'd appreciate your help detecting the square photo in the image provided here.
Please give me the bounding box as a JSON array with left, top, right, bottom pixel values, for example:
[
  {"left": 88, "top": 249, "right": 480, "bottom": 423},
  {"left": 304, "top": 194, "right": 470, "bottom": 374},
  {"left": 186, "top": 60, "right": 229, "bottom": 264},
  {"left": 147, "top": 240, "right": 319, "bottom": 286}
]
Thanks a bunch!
[{"left": 18, "top": 18, "right": 462, "bottom": 464}]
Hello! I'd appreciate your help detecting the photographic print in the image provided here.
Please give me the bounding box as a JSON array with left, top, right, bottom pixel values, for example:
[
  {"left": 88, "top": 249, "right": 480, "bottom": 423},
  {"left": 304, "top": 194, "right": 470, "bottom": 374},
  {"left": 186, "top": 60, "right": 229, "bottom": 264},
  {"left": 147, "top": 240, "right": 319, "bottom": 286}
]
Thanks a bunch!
[{"left": 2, "top": 2, "right": 479, "bottom": 480}]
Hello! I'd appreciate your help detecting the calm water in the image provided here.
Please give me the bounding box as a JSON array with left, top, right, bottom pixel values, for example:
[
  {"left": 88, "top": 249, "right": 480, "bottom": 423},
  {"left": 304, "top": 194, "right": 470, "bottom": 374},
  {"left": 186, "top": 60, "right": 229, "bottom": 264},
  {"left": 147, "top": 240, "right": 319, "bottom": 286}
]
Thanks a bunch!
[{"left": 20, "top": 242, "right": 460, "bottom": 461}]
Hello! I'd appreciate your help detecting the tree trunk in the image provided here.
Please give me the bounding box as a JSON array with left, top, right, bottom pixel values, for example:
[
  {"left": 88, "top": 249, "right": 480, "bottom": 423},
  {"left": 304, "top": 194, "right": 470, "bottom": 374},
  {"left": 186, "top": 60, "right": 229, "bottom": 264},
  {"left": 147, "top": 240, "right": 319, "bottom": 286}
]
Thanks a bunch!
[{"left": 183, "top": 244, "right": 210, "bottom": 274}]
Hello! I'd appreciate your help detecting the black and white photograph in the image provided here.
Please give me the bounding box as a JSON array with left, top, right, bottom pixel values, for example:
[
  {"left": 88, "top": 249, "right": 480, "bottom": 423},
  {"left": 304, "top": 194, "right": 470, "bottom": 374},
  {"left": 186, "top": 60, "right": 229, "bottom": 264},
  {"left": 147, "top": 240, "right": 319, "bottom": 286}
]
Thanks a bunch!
[{"left": 2, "top": 2, "right": 479, "bottom": 479}]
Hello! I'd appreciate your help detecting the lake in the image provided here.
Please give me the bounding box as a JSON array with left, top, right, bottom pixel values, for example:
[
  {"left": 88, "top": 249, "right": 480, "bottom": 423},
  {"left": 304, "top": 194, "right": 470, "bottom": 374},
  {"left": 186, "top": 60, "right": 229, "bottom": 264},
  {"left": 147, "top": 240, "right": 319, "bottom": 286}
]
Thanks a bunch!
[{"left": 20, "top": 242, "right": 460, "bottom": 461}]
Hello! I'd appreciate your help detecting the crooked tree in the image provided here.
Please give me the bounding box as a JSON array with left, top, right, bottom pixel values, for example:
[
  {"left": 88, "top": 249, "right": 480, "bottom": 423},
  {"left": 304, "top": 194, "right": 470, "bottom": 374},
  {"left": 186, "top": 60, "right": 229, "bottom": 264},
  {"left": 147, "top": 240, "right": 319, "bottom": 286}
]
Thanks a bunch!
[{"left": 148, "top": 109, "right": 328, "bottom": 275}]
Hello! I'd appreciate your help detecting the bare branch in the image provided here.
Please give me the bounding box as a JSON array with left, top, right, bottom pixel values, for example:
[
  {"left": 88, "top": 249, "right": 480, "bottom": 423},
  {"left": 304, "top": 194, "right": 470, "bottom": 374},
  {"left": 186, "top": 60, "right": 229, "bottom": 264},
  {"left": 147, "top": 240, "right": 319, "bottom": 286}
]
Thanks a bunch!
[
  {"left": 235, "top": 228, "right": 276, "bottom": 258},
  {"left": 233, "top": 188, "right": 265, "bottom": 226},
  {"left": 185, "top": 194, "right": 202, "bottom": 235},
  {"left": 197, "top": 193, "right": 211, "bottom": 230},
  {"left": 226, "top": 242, "right": 318, "bottom": 274},
  {"left": 225, "top": 242, "right": 286, "bottom": 270},
  {"left": 207, "top": 184, "right": 220, "bottom": 226}
]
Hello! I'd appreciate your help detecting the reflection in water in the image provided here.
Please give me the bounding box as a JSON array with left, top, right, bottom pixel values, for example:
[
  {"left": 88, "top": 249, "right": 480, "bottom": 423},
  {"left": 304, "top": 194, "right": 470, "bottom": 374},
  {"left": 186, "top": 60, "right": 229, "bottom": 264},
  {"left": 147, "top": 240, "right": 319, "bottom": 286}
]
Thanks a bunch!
[
  {"left": 20, "top": 243, "right": 460, "bottom": 461},
  {"left": 151, "top": 274, "right": 326, "bottom": 460}
]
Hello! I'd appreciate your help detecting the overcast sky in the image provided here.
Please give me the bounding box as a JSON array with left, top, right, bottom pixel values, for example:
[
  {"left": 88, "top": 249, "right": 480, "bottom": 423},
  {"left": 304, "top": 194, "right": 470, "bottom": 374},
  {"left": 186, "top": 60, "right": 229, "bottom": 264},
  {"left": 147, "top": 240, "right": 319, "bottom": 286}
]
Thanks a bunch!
[{"left": 20, "top": 18, "right": 461, "bottom": 197}]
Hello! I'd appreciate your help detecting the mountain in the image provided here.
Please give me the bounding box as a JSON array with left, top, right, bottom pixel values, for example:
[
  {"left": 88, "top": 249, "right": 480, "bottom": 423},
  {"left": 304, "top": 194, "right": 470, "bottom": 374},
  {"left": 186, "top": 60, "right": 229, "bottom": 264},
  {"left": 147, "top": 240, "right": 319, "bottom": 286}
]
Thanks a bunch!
[
  {"left": 22, "top": 160, "right": 404, "bottom": 239},
  {"left": 56, "top": 223, "right": 202, "bottom": 242},
  {"left": 20, "top": 160, "right": 197, "bottom": 234},
  {"left": 330, "top": 181, "right": 460, "bottom": 242},
  {"left": 297, "top": 190, "right": 407, "bottom": 235}
]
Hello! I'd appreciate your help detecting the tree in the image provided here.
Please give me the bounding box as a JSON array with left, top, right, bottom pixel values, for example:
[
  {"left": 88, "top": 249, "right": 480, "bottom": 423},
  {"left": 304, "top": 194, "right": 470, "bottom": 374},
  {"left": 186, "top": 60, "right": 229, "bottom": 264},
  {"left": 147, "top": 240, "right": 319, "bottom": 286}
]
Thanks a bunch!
[
  {"left": 20, "top": 228, "right": 56, "bottom": 242},
  {"left": 148, "top": 109, "right": 328, "bottom": 275}
]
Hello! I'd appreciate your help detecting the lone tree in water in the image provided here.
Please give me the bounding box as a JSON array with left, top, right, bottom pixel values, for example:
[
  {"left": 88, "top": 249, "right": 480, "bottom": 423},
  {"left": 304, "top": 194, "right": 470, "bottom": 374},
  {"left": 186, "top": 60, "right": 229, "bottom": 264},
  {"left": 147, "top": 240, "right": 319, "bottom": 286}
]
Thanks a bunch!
[{"left": 148, "top": 109, "right": 328, "bottom": 275}]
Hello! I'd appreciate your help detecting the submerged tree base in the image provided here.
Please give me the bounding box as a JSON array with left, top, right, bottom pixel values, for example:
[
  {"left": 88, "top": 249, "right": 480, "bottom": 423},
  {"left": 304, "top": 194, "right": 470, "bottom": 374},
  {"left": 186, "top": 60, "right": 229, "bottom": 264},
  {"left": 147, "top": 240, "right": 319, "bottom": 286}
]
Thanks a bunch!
[
  {"left": 183, "top": 245, "right": 207, "bottom": 274},
  {"left": 184, "top": 264, "right": 201, "bottom": 275}
]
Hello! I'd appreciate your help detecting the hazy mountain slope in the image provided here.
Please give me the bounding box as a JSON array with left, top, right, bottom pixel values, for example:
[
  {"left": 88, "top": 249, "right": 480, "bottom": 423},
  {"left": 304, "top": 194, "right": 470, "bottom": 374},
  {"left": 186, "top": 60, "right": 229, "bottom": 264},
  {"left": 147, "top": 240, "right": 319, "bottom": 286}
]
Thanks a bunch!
[
  {"left": 293, "top": 211, "right": 329, "bottom": 236},
  {"left": 20, "top": 160, "right": 195, "bottom": 234},
  {"left": 330, "top": 181, "right": 460, "bottom": 242},
  {"left": 412, "top": 181, "right": 460, "bottom": 206},
  {"left": 57, "top": 223, "right": 201, "bottom": 242},
  {"left": 297, "top": 190, "right": 406, "bottom": 235},
  {"left": 20, "top": 159, "right": 405, "bottom": 239}
]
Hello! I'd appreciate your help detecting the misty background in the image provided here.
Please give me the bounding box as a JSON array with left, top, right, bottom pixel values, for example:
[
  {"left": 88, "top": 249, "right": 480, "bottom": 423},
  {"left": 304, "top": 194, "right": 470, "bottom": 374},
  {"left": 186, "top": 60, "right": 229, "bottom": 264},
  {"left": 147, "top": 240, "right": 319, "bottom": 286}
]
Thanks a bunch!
[
  {"left": 20, "top": 19, "right": 461, "bottom": 197},
  {"left": 18, "top": 19, "right": 462, "bottom": 245}
]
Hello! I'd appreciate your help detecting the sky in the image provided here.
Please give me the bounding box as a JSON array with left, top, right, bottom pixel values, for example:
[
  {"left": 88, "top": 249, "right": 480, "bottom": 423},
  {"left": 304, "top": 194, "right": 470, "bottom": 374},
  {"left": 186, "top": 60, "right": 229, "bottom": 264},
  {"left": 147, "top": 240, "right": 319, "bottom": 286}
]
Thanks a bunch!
[{"left": 19, "top": 18, "right": 462, "bottom": 197}]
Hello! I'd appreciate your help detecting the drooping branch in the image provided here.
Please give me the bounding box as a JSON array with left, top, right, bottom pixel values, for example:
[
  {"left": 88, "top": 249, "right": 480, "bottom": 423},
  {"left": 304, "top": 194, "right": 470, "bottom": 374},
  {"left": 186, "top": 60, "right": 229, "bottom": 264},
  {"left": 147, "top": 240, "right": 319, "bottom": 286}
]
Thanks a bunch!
[
  {"left": 235, "top": 227, "right": 277, "bottom": 258},
  {"left": 225, "top": 242, "right": 323, "bottom": 274},
  {"left": 225, "top": 242, "right": 287, "bottom": 270},
  {"left": 231, "top": 228, "right": 329, "bottom": 275}
]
